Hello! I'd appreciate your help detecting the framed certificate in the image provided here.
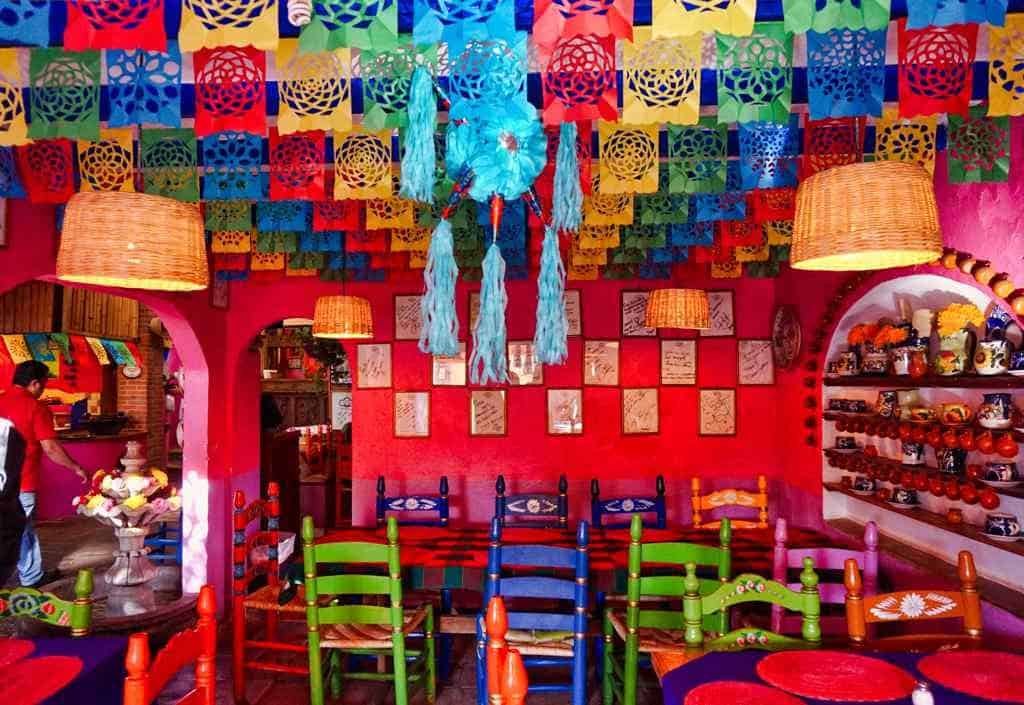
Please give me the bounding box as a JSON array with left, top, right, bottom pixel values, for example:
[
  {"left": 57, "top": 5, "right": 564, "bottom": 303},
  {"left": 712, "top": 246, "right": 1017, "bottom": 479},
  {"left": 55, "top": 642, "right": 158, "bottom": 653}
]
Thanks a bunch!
[
  {"left": 470, "top": 390, "right": 507, "bottom": 436},
  {"left": 700, "top": 290, "right": 735, "bottom": 338},
  {"left": 394, "top": 294, "right": 422, "bottom": 340},
  {"left": 584, "top": 340, "right": 619, "bottom": 386},
  {"left": 432, "top": 342, "right": 467, "bottom": 386},
  {"left": 660, "top": 340, "right": 697, "bottom": 386},
  {"left": 565, "top": 290, "right": 582, "bottom": 336},
  {"left": 621, "top": 290, "right": 656, "bottom": 337},
  {"left": 738, "top": 339, "right": 775, "bottom": 385},
  {"left": 394, "top": 391, "right": 430, "bottom": 438},
  {"left": 508, "top": 340, "right": 544, "bottom": 386},
  {"left": 356, "top": 343, "right": 391, "bottom": 389},
  {"left": 547, "top": 388, "right": 583, "bottom": 435},
  {"left": 622, "top": 388, "right": 659, "bottom": 435},
  {"left": 699, "top": 388, "right": 736, "bottom": 436}
]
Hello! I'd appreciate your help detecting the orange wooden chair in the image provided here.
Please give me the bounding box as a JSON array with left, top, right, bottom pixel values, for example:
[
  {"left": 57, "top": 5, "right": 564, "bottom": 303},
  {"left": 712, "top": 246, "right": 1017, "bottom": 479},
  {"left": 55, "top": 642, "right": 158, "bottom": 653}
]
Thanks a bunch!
[
  {"left": 691, "top": 475, "right": 769, "bottom": 529},
  {"left": 485, "top": 596, "right": 528, "bottom": 705},
  {"left": 844, "top": 550, "right": 983, "bottom": 651},
  {"left": 124, "top": 585, "right": 216, "bottom": 705}
]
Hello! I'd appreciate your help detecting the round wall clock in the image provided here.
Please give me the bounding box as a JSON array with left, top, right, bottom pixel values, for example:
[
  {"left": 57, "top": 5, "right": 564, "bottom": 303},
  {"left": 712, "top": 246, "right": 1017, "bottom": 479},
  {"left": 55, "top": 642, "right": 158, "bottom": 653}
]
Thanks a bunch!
[
  {"left": 121, "top": 365, "right": 143, "bottom": 379},
  {"left": 772, "top": 304, "right": 801, "bottom": 371}
]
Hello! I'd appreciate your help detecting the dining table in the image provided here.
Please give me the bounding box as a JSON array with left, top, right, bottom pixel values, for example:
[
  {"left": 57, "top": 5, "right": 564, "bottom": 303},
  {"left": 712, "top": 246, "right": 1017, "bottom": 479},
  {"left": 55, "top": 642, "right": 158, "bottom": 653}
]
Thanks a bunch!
[{"left": 0, "top": 635, "right": 127, "bottom": 705}]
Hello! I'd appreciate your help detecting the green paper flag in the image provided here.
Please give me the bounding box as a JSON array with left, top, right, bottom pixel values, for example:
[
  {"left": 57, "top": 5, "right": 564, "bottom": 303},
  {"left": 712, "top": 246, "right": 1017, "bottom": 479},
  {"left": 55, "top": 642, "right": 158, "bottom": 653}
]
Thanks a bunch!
[
  {"left": 29, "top": 48, "right": 101, "bottom": 140},
  {"left": 947, "top": 106, "right": 1011, "bottom": 185}
]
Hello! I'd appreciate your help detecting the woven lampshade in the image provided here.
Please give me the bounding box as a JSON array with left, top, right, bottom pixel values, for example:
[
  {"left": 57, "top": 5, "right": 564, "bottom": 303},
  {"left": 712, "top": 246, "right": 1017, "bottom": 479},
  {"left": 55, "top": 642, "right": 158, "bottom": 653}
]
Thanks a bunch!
[
  {"left": 57, "top": 192, "right": 208, "bottom": 291},
  {"left": 791, "top": 161, "right": 943, "bottom": 271},
  {"left": 644, "top": 288, "right": 710, "bottom": 329},
  {"left": 313, "top": 295, "right": 374, "bottom": 339}
]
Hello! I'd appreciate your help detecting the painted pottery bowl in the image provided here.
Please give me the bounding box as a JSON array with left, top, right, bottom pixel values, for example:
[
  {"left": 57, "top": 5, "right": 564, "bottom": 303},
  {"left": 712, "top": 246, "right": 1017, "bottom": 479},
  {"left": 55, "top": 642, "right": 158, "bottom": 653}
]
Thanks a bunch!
[
  {"left": 985, "top": 462, "right": 1019, "bottom": 482},
  {"left": 985, "top": 512, "right": 1021, "bottom": 538}
]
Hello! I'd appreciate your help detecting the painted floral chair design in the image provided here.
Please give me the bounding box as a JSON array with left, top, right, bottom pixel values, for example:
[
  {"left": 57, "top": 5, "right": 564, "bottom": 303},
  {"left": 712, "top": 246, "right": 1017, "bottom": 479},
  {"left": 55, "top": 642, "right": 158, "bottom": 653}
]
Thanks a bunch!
[
  {"left": 495, "top": 473, "right": 568, "bottom": 528},
  {"left": 0, "top": 568, "right": 93, "bottom": 636},
  {"left": 691, "top": 474, "right": 769, "bottom": 529},
  {"left": 591, "top": 475, "right": 666, "bottom": 529},
  {"left": 844, "top": 550, "right": 982, "bottom": 651}
]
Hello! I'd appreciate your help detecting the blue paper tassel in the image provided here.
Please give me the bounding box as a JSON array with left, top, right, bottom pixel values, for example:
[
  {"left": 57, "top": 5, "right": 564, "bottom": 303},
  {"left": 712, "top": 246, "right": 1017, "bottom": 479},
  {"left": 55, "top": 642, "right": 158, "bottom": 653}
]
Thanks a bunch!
[
  {"left": 418, "top": 218, "right": 460, "bottom": 356},
  {"left": 469, "top": 242, "right": 508, "bottom": 385},
  {"left": 552, "top": 121, "right": 582, "bottom": 232},
  {"left": 400, "top": 66, "right": 436, "bottom": 204},
  {"left": 533, "top": 224, "right": 568, "bottom": 365}
]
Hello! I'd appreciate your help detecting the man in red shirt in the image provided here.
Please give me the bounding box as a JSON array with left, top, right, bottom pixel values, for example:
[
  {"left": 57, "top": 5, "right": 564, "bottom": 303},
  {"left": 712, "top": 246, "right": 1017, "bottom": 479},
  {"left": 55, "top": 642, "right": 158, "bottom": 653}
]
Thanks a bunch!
[{"left": 0, "top": 361, "right": 87, "bottom": 587}]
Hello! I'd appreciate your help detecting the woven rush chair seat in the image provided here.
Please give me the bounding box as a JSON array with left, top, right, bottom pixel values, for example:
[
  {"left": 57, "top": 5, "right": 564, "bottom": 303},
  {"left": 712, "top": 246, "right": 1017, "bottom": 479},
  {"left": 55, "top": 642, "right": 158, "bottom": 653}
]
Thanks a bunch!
[
  {"left": 321, "top": 604, "right": 430, "bottom": 649},
  {"left": 505, "top": 629, "right": 576, "bottom": 656},
  {"left": 606, "top": 610, "right": 709, "bottom": 654},
  {"left": 242, "top": 583, "right": 307, "bottom": 613}
]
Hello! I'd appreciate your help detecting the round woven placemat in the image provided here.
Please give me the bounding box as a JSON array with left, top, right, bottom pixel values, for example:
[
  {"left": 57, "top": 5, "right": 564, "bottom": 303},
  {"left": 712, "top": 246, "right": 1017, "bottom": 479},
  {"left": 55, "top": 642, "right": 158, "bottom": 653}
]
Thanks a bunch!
[
  {"left": 756, "top": 650, "right": 917, "bottom": 702},
  {"left": 918, "top": 651, "right": 1024, "bottom": 703},
  {"left": 684, "top": 680, "right": 807, "bottom": 705}
]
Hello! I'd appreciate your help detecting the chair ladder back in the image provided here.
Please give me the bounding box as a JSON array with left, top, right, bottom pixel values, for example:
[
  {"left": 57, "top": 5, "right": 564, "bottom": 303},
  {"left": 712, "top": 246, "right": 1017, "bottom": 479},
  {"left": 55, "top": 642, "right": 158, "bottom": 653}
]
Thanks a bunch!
[
  {"left": 124, "top": 585, "right": 217, "bottom": 705},
  {"left": 691, "top": 475, "right": 768, "bottom": 529},
  {"left": 590, "top": 475, "right": 667, "bottom": 529},
  {"left": 495, "top": 474, "right": 568, "bottom": 527},
  {"left": 0, "top": 568, "right": 93, "bottom": 636},
  {"left": 232, "top": 482, "right": 281, "bottom": 599},
  {"left": 376, "top": 475, "right": 450, "bottom": 527}
]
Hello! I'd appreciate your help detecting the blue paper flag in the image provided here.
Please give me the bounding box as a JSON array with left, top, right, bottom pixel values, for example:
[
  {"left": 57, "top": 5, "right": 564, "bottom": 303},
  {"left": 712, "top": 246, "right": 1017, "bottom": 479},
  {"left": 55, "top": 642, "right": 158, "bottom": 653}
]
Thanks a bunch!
[
  {"left": 107, "top": 42, "right": 183, "bottom": 128},
  {"left": 0, "top": 1, "right": 49, "bottom": 47},
  {"left": 739, "top": 118, "right": 800, "bottom": 190},
  {"left": 202, "top": 132, "right": 265, "bottom": 200},
  {"left": 806, "top": 28, "right": 887, "bottom": 119},
  {"left": 906, "top": 0, "right": 1006, "bottom": 28},
  {"left": 0, "top": 147, "right": 25, "bottom": 198},
  {"left": 257, "top": 201, "right": 312, "bottom": 233}
]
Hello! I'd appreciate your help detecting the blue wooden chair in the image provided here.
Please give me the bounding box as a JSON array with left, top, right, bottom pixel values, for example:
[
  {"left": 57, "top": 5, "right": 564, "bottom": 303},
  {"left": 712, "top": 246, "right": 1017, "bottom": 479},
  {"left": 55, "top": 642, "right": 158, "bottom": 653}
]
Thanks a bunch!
[
  {"left": 476, "top": 516, "right": 589, "bottom": 705},
  {"left": 495, "top": 474, "right": 568, "bottom": 528},
  {"left": 145, "top": 509, "right": 183, "bottom": 565},
  {"left": 591, "top": 476, "right": 666, "bottom": 529}
]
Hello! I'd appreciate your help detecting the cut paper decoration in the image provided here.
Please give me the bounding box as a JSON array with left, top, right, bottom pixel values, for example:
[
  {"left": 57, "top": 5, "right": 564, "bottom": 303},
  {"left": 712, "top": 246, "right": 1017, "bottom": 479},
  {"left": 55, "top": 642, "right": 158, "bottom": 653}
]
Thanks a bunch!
[
  {"left": 29, "top": 49, "right": 101, "bottom": 140},
  {"left": 652, "top": 0, "right": 755, "bottom": 37},
  {"left": 738, "top": 118, "right": 800, "bottom": 190},
  {"left": 77, "top": 128, "right": 135, "bottom": 193},
  {"left": 801, "top": 116, "right": 864, "bottom": 178},
  {"left": 299, "top": 0, "right": 398, "bottom": 51},
  {"left": 567, "top": 263, "right": 599, "bottom": 280},
  {"left": 532, "top": 0, "right": 633, "bottom": 43},
  {"left": 333, "top": 128, "right": 393, "bottom": 199},
  {"left": 946, "top": 106, "right": 1011, "bottom": 183},
  {"left": 276, "top": 40, "right": 352, "bottom": 134},
  {"left": 361, "top": 43, "right": 436, "bottom": 130},
  {"left": 783, "top": 0, "right": 891, "bottom": 33},
  {"left": 0, "top": 49, "right": 28, "bottom": 145},
  {"left": 749, "top": 188, "right": 795, "bottom": 222},
  {"left": 448, "top": 34, "right": 527, "bottom": 107},
  {"left": 584, "top": 172, "right": 634, "bottom": 225},
  {"left": 806, "top": 28, "right": 887, "bottom": 119},
  {"left": 721, "top": 220, "right": 763, "bottom": 247},
  {"left": 717, "top": 22, "right": 793, "bottom": 124},
  {"left": 256, "top": 231, "right": 297, "bottom": 253},
  {"left": 178, "top": 0, "right": 279, "bottom": 51},
  {"left": 251, "top": 252, "right": 286, "bottom": 270},
  {"left": 622, "top": 224, "right": 667, "bottom": 249},
  {"left": 347, "top": 229, "right": 388, "bottom": 252},
  {"left": 874, "top": 109, "right": 938, "bottom": 174},
  {"left": 269, "top": 129, "right": 325, "bottom": 201},
  {"left": 0, "top": 147, "right": 24, "bottom": 198},
  {"left": 17, "top": 139, "right": 75, "bottom": 204},
  {"left": 906, "top": 0, "right": 1006, "bottom": 28},
  {"left": 668, "top": 119, "right": 728, "bottom": 194},
  {"left": 367, "top": 196, "right": 416, "bottom": 230},
  {"left": 0, "top": 1, "right": 49, "bottom": 47},
  {"left": 65, "top": 0, "right": 166, "bottom": 51},
  {"left": 106, "top": 44, "right": 183, "bottom": 128},
  {"left": 205, "top": 199, "right": 252, "bottom": 231},
  {"left": 211, "top": 230, "right": 253, "bottom": 253},
  {"left": 671, "top": 221, "right": 715, "bottom": 246},
  {"left": 551, "top": 121, "right": 583, "bottom": 232},
  {"left": 256, "top": 200, "right": 311, "bottom": 232},
  {"left": 202, "top": 130, "right": 264, "bottom": 200},
  {"left": 193, "top": 46, "right": 266, "bottom": 137},
  {"left": 540, "top": 33, "right": 617, "bottom": 125},
  {"left": 287, "top": 252, "right": 323, "bottom": 275},
  {"left": 412, "top": 0, "right": 515, "bottom": 46},
  {"left": 898, "top": 21, "right": 977, "bottom": 118},
  {"left": 622, "top": 28, "right": 701, "bottom": 125},
  {"left": 579, "top": 224, "right": 620, "bottom": 249},
  {"left": 313, "top": 200, "right": 362, "bottom": 231},
  {"left": 987, "top": 15, "right": 1024, "bottom": 117},
  {"left": 598, "top": 122, "right": 659, "bottom": 194},
  {"left": 141, "top": 128, "right": 198, "bottom": 201},
  {"left": 1, "top": 334, "right": 31, "bottom": 363},
  {"left": 389, "top": 226, "right": 431, "bottom": 251},
  {"left": 299, "top": 231, "right": 343, "bottom": 252},
  {"left": 711, "top": 260, "right": 743, "bottom": 278},
  {"left": 764, "top": 220, "right": 793, "bottom": 245}
]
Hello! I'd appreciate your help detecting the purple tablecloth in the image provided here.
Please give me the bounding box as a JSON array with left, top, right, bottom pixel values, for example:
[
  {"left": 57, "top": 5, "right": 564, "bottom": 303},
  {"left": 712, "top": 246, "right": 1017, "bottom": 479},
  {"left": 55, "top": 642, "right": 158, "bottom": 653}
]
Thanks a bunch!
[
  {"left": 661, "top": 650, "right": 1012, "bottom": 705},
  {"left": 34, "top": 636, "right": 128, "bottom": 705}
]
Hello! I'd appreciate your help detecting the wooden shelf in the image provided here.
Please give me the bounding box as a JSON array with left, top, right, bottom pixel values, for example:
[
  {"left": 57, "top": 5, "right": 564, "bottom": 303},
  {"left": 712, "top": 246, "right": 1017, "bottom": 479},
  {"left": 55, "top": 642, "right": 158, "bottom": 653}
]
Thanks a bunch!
[
  {"left": 824, "top": 374, "right": 1024, "bottom": 388},
  {"left": 824, "top": 481, "right": 1024, "bottom": 557},
  {"left": 821, "top": 411, "right": 1024, "bottom": 443}
]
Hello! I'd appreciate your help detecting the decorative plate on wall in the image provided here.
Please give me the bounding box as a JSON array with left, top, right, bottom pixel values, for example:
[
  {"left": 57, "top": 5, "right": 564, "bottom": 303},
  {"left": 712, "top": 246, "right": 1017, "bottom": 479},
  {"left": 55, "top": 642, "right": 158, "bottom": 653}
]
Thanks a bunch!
[{"left": 771, "top": 304, "right": 801, "bottom": 371}]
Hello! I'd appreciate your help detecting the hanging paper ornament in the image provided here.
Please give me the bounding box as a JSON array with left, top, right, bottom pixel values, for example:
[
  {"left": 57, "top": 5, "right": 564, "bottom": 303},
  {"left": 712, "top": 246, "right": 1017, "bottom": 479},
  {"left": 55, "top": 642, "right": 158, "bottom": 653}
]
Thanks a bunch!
[
  {"left": 211, "top": 230, "right": 253, "bottom": 253},
  {"left": 205, "top": 199, "right": 252, "bottom": 231},
  {"left": 717, "top": 23, "right": 793, "bottom": 124},
  {"left": 469, "top": 240, "right": 508, "bottom": 385},
  {"left": 749, "top": 188, "right": 796, "bottom": 223},
  {"left": 584, "top": 172, "right": 634, "bottom": 226},
  {"left": 277, "top": 40, "right": 351, "bottom": 134},
  {"left": 179, "top": 0, "right": 279, "bottom": 52},
  {"left": 194, "top": 46, "right": 266, "bottom": 137},
  {"left": 65, "top": 0, "right": 166, "bottom": 51},
  {"left": 711, "top": 260, "right": 743, "bottom": 279},
  {"left": 313, "top": 200, "right": 362, "bottom": 231},
  {"left": 288, "top": 0, "right": 313, "bottom": 26},
  {"left": 366, "top": 195, "right": 416, "bottom": 230},
  {"left": 0, "top": 2, "right": 48, "bottom": 47},
  {"left": 257, "top": 201, "right": 312, "bottom": 233},
  {"left": 17, "top": 139, "right": 75, "bottom": 204},
  {"left": 269, "top": 129, "right": 325, "bottom": 201},
  {"left": 533, "top": 0, "right": 633, "bottom": 42},
  {"left": 347, "top": 230, "right": 389, "bottom": 253},
  {"left": 782, "top": 0, "right": 890, "bottom": 33},
  {"left": 738, "top": 118, "right": 800, "bottom": 190},
  {"left": 670, "top": 221, "right": 715, "bottom": 247},
  {"left": 571, "top": 243, "right": 607, "bottom": 266},
  {"left": 361, "top": 43, "right": 436, "bottom": 130},
  {"left": 652, "top": 0, "right": 754, "bottom": 38},
  {"left": 448, "top": 35, "right": 527, "bottom": 108},
  {"left": 299, "top": 230, "right": 343, "bottom": 253},
  {"left": 988, "top": 16, "right": 1024, "bottom": 117},
  {"left": 413, "top": 0, "right": 515, "bottom": 46},
  {"left": 390, "top": 226, "right": 432, "bottom": 252},
  {"left": 251, "top": 252, "right": 286, "bottom": 271},
  {"left": 721, "top": 221, "right": 763, "bottom": 249},
  {"left": 540, "top": 34, "right": 617, "bottom": 125},
  {"left": 256, "top": 232, "right": 298, "bottom": 254},
  {"left": 0, "top": 146, "right": 24, "bottom": 198},
  {"left": 202, "top": 130, "right": 265, "bottom": 200},
  {"left": 801, "top": 116, "right": 864, "bottom": 178},
  {"left": 567, "top": 263, "right": 599, "bottom": 280},
  {"left": 299, "top": 0, "right": 398, "bottom": 51},
  {"left": 764, "top": 220, "right": 793, "bottom": 246},
  {"left": 333, "top": 127, "right": 393, "bottom": 199},
  {"left": 419, "top": 218, "right": 460, "bottom": 356},
  {"left": 668, "top": 119, "right": 728, "bottom": 194},
  {"left": 77, "top": 128, "right": 135, "bottom": 193},
  {"left": 623, "top": 28, "right": 701, "bottom": 125},
  {"left": 29, "top": 49, "right": 101, "bottom": 141},
  {"left": 399, "top": 67, "right": 437, "bottom": 204},
  {"left": 0, "top": 49, "right": 28, "bottom": 146},
  {"left": 460, "top": 100, "right": 547, "bottom": 203},
  {"left": 598, "top": 122, "right": 659, "bottom": 194},
  {"left": 579, "top": 224, "right": 620, "bottom": 249},
  {"left": 551, "top": 121, "right": 583, "bottom": 232},
  {"left": 874, "top": 109, "right": 938, "bottom": 174},
  {"left": 287, "top": 252, "right": 324, "bottom": 275},
  {"left": 806, "top": 28, "right": 887, "bottom": 119},
  {"left": 623, "top": 224, "right": 667, "bottom": 249},
  {"left": 898, "top": 21, "right": 977, "bottom": 118},
  {"left": 946, "top": 106, "right": 1010, "bottom": 184},
  {"left": 906, "top": 0, "right": 1006, "bottom": 29},
  {"left": 106, "top": 44, "right": 183, "bottom": 128},
  {"left": 638, "top": 178, "right": 688, "bottom": 225}
]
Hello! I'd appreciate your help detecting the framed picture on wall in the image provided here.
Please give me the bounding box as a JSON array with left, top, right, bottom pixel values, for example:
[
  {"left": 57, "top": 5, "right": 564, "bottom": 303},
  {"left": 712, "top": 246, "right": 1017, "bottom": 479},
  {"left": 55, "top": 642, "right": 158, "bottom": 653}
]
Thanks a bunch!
[
  {"left": 470, "top": 389, "right": 507, "bottom": 436},
  {"left": 210, "top": 277, "right": 229, "bottom": 310},
  {"left": 394, "top": 391, "right": 430, "bottom": 438},
  {"left": 699, "top": 388, "right": 736, "bottom": 436},
  {"left": 469, "top": 292, "right": 480, "bottom": 333},
  {"left": 394, "top": 294, "right": 423, "bottom": 340},
  {"left": 547, "top": 388, "right": 583, "bottom": 435},
  {"left": 738, "top": 339, "right": 775, "bottom": 385},
  {"left": 700, "top": 290, "right": 735, "bottom": 337},
  {"left": 583, "top": 340, "right": 620, "bottom": 386},
  {"left": 432, "top": 342, "right": 467, "bottom": 386},
  {"left": 621, "top": 290, "right": 656, "bottom": 337},
  {"left": 356, "top": 343, "right": 392, "bottom": 389},
  {"left": 331, "top": 390, "right": 352, "bottom": 430},
  {"left": 508, "top": 340, "right": 544, "bottom": 385},
  {"left": 660, "top": 340, "right": 697, "bottom": 386},
  {"left": 622, "top": 388, "right": 659, "bottom": 435},
  {"left": 565, "top": 290, "right": 582, "bottom": 336}
]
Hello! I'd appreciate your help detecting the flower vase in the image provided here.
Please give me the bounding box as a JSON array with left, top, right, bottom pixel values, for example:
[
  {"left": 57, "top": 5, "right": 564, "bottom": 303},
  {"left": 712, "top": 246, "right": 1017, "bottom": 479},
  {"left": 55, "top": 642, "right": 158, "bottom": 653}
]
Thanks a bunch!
[
  {"left": 107, "top": 526, "right": 157, "bottom": 586},
  {"left": 934, "top": 330, "right": 973, "bottom": 376}
]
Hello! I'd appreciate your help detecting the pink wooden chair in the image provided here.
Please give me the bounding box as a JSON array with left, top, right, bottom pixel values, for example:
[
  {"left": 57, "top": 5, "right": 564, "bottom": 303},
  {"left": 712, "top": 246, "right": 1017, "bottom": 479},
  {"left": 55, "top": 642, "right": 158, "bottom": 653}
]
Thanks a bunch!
[{"left": 771, "top": 518, "right": 878, "bottom": 635}]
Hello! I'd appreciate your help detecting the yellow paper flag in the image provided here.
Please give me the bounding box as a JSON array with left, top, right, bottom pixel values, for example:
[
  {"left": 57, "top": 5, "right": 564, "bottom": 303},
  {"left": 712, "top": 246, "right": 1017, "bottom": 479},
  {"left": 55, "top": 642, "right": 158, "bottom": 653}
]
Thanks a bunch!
[
  {"left": 77, "top": 128, "right": 135, "bottom": 192},
  {"left": 179, "top": 0, "right": 278, "bottom": 52},
  {"left": 0, "top": 48, "right": 29, "bottom": 146},
  {"left": 276, "top": 39, "right": 352, "bottom": 134},
  {"left": 874, "top": 109, "right": 937, "bottom": 175},
  {"left": 333, "top": 127, "right": 393, "bottom": 200},
  {"left": 598, "top": 122, "right": 659, "bottom": 194},
  {"left": 988, "top": 16, "right": 1024, "bottom": 117},
  {"left": 623, "top": 28, "right": 701, "bottom": 126},
  {"left": 652, "top": 0, "right": 755, "bottom": 37}
]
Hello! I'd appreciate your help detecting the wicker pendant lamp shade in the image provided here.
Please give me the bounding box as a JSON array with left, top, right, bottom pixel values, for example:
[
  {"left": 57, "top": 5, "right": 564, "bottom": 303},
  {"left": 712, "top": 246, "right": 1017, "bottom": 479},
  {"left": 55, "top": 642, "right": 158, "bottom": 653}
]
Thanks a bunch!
[
  {"left": 791, "top": 161, "right": 942, "bottom": 271},
  {"left": 312, "top": 295, "right": 374, "bottom": 339},
  {"left": 644, "top": 288, "right": 710, "bottom": 329},
  {"left": 56, "top": 192, "right": 208, "bottom": 291}
]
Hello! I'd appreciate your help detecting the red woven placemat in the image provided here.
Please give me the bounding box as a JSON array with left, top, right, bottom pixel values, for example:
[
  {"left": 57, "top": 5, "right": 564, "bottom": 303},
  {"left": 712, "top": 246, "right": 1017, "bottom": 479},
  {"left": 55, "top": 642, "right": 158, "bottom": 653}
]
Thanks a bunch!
[
  {"left": 0, "top": 655, "right": 83, "bottom": 704},
  {"left": 918, "top": 651, "right": 1024, "bottom": 703},
  {"left": 0, "top": 638, "right": 35, "bottom": 668},
  {"left": 757, "top": 650, "right": 917, "bottom": 702},
  {"left": 685, "top": 681, "right": 807, "bottom": 705}
]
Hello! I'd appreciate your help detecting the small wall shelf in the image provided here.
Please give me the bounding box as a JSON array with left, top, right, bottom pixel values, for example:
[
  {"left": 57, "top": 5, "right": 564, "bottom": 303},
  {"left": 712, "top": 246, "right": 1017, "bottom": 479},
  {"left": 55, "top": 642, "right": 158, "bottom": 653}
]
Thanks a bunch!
[
  {"left": 824, "top": 375, "right": 1024, "bottom": 389},
  {"left": 821, "top": 411, "right": 1024, "bottom": 444}
]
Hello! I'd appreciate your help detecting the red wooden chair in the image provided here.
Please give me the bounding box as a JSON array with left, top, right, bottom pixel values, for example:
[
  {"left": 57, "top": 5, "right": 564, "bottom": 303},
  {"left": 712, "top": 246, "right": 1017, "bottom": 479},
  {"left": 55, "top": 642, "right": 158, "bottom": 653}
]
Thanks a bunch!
[
  {"left": 232, "top": 482, "right": 306, "bottom": 704},
  {"left": 123, "top": 585, "right": 216, "bottom": 705},
  {"left": 486, "top": 596, "right": 528, "bottom": 705}
]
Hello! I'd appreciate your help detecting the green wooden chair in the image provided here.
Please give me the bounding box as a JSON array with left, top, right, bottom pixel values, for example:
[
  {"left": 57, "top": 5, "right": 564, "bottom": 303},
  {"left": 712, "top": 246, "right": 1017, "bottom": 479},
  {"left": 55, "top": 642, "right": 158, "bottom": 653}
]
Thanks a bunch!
[
  {"left": 602, "top": 515, "right": 732, "bottom": 705},
  {"left": 302, "top": 515, "right": 435, "bottom": 705},
  {"left": 682, "top": 556, "right": 822, "bottom": 652},
  {"left": 0, "top": 569, "right": 93, "bottom": 636}
]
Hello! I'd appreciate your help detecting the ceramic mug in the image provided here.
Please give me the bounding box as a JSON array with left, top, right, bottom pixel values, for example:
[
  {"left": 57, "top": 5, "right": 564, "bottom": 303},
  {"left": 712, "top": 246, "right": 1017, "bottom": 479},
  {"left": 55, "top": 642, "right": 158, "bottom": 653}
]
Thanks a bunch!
[
  {"left": 938, "top": 402, "right": 973, "bottom": 426},
  {"left": 978, "top": 393, "right": 1013, "bottom": 430},
  {"left": 975, "top": 339, "right": 1011, "bottom": 376},
  {"left": 892, "top": 488, "right": 919, "bottom": 505},
  {"left": 985, "top": 512, "right": 1021, "bottom": 537},
  {"left": 862, "top": 351, "right": 890, "bottom": 376},
  {"left": 891, "top": 347, "right": 913, "bottom": 376},
  {"left": 876, "top": 390, "right": 899, "bottom": 419},
  {"left": 985, "top": 462, "right": 1019, "bottom": 482},
  {"left": 853, "top": 475, "right": 875, "bottom": 493},
  {"left": 937, "top": 447, "right": 968, "bottom": 476},
  {"left": 836, "top": 436, "right": 857, "bottom": 450},
  {"left": 836, "top": 351, "right": 859, "bottom": 376},
  {"left": 1010, "top": 351, "right": 1024, "bottom": 374},
  {"left": 901, "top": 441, "right": 925, "bottom": 465}
]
